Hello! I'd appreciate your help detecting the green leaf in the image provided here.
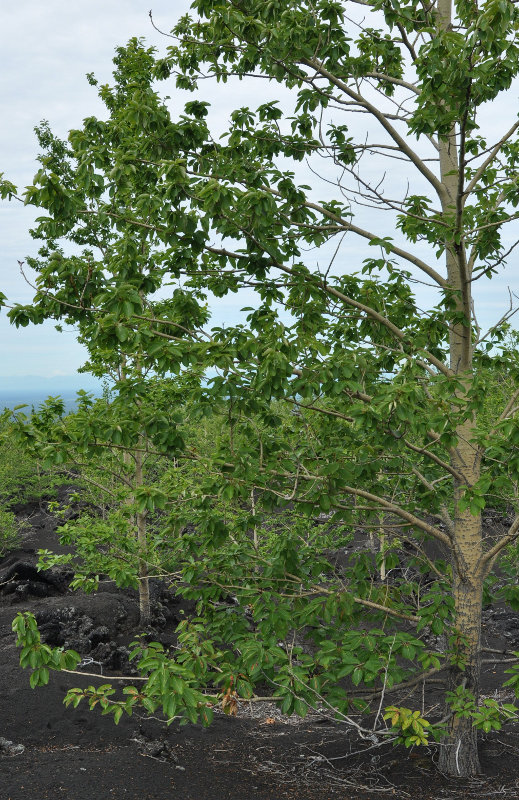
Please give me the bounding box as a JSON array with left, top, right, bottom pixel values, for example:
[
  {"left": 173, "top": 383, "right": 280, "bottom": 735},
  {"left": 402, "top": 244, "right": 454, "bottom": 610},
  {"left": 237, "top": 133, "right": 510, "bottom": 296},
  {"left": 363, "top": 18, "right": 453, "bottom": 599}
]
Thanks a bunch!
[{"left": 352, "top": 668, "right": 363, "bottom": 686}]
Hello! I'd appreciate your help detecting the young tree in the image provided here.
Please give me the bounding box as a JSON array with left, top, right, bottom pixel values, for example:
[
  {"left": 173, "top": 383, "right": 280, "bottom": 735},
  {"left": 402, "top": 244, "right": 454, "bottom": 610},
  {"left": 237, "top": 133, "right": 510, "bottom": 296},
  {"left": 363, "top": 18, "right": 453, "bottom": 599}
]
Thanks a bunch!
[
  {"left": 6, "top": 43, "right": 209, "bottom": 625},
  {"left": 7, "top": 2, "right": 519, "bottom": 777},
  {"left": 12, "top": 385, "right": 182, "bottom": 627}
]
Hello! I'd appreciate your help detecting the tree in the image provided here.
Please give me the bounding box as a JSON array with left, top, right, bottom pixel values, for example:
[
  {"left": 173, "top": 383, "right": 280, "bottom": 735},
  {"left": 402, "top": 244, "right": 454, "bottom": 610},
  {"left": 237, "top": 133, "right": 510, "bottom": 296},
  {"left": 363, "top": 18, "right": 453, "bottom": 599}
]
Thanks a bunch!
[
  {"left": 6, "top": 43, "right": 209, "bottom": 626},
  {"left": 153, "top": 0, "right": 519, "bottom": 776},
  {"left": 6, "top": 2, "right": 519, "bottom": 776},
  {"left": 11, "top": 385, "right": 181, "bottom": 627}
]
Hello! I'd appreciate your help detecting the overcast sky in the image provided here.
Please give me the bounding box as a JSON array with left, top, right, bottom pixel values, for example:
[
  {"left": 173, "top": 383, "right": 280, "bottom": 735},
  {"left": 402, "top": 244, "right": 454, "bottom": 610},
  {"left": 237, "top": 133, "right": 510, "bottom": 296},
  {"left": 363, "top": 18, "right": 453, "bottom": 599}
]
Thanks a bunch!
[
  {"left": 1, "top": 1, "right": 518, "bottom": 384},
  {"left": 0, "top": 1, "right": 193, "bottom": 380}
]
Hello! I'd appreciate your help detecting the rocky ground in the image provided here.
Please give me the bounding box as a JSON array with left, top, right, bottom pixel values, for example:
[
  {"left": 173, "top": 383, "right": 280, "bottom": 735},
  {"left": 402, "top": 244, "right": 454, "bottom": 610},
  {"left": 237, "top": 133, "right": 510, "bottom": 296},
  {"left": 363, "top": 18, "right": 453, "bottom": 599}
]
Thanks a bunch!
[{"left": 1, "top": 494, "right": 519, "bottom": 799}]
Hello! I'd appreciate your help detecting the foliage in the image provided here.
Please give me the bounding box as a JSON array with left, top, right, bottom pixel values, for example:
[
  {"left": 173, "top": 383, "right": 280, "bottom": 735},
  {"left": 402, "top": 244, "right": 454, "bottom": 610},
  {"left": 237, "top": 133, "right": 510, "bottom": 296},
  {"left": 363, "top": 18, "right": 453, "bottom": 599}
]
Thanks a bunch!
[
  {"left": 13, "top": 611, "right": 216, "bottom": 726},
  {"left": 9, "top": 386, "right": 182, "bottom": 615},
  {"left": 0, "top": 411, "right": 56, "bottom": 506},
  {"left": 12, "top": 610, "right": 81, "bottom": 689},
  {"left": 0, "top": 510, "right": 22, "bottom": 558},
  {"left": 383, "top": 706, "right": 433, "bottom": 746},
  {"left": 0, "top": 412, "right": 57, "bottom": 557}
]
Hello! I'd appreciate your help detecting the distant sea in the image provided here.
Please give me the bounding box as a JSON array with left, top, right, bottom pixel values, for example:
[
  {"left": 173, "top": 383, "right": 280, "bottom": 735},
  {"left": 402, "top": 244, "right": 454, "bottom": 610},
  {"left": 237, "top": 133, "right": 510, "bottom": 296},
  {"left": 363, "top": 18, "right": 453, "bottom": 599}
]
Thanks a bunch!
[{"left": 0, "top": 375, "right": 103, "bottom": 414}]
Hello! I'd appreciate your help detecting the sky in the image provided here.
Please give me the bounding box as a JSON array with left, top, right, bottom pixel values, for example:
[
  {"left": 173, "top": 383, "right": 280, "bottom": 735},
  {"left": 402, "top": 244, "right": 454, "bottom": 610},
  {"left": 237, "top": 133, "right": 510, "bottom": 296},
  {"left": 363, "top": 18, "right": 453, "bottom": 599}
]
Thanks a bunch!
[
  {"left": 0, "top": 1, "right": 192, "bottom": 382},
  {"left": 0, "top": 0, "right": 292, "bottom": 384},
  {"left": 1, "top": 1, "right": 518, "bottom": 387}
]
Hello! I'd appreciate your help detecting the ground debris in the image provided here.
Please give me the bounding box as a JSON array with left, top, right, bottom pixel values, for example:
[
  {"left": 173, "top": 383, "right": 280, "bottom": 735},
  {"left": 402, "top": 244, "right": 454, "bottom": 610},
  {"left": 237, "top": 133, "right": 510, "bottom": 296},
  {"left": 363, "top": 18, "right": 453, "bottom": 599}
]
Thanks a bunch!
[{"left": 0, "top": 737, "right": 25, "bottom": 756}]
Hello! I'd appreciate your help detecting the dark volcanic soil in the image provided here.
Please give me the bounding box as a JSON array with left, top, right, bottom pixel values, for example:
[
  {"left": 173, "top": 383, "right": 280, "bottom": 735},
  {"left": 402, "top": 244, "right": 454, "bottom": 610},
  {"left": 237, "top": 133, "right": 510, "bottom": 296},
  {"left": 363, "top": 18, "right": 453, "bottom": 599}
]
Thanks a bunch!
[{"left": 2, "top": 496, "right": 519, "bottom": 800}]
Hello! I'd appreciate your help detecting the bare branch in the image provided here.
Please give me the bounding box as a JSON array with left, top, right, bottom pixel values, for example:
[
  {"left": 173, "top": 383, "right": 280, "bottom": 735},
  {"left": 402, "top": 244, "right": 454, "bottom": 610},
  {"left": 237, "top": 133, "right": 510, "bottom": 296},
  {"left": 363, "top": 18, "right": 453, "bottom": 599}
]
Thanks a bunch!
[
  {"left": 463, "top": 121, "right": 519, "bottom": 200},
  {"left": 481, "top": 513, "right": 519, "bottom": 570},
  {"left": 363, "top": 71, "right": 421, "bottom": 95},
  {"left": 300, "top": 57, "right": 447, "bottom": 203},
  {"left": 403, "top": 438, "right": 464, "bottom": 483}
]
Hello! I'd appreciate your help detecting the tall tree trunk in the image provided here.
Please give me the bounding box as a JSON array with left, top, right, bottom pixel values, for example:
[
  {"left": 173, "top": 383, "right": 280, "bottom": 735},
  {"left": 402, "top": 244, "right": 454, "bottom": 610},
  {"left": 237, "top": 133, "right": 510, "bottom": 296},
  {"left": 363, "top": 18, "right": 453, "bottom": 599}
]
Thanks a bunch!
[{"left": 435, "top": 0, "right": 483, "bottom": 773}]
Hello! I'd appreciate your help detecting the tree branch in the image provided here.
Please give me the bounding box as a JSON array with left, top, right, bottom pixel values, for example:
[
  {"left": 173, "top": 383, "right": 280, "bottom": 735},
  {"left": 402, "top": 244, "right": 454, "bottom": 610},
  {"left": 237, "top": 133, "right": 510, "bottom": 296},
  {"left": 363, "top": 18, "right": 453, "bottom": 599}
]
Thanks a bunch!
[
  {"left": 300, "top": 57, "right": 447, "bottom": 203},
  {"left": 481, "top": 513, "right": 519, "bottom": 570},
  {"left": 463, "top": 121, "right": 519, "bottom": 201}
]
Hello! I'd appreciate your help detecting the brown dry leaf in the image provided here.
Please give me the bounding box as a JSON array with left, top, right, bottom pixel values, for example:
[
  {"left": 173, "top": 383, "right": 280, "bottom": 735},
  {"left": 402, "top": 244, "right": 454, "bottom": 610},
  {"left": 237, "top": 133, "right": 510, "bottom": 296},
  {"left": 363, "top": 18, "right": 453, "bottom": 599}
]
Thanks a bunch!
[
  {"left": 221, "top": 690, "right": 238, "bottom": 716},
  {"left": 263, "top": 717, "right": 276, "bottom": 725}
]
